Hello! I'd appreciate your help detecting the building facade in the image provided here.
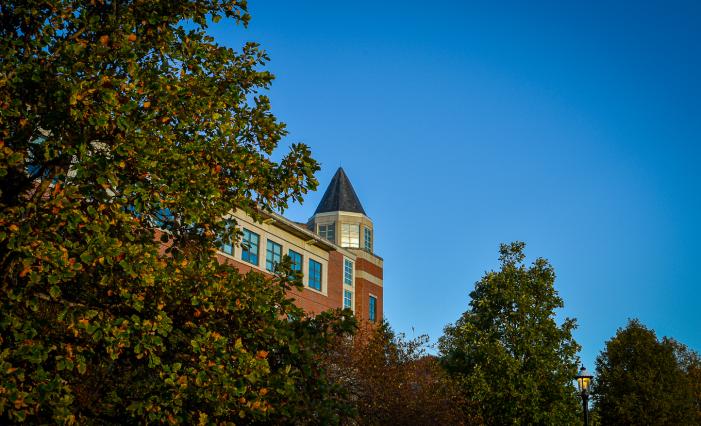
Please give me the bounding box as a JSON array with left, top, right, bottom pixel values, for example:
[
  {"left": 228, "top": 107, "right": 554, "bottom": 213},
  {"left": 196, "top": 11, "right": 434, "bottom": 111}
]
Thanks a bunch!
[{"left": 217, "top": 168, "right": 383, "bottom": 323}]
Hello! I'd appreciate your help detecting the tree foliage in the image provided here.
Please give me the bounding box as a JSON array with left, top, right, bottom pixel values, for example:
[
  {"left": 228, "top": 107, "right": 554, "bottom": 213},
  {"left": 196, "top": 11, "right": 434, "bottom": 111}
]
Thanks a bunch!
[
  {"left": 593, "top": 319, "right": 700, "bottom": 425},
  {"left": 439, "top": 242, "right": 581, "bottom": 425},
  {"left": 324, "top": 321, "right": 469, "bottom": 426},
  {"left": 0, "top": 0, "right": 356, "bottom": 423}
]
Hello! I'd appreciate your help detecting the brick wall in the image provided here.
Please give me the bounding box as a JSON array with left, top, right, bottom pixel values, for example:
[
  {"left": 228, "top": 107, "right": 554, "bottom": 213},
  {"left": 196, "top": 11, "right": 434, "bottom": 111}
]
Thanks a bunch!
[
  {"left": 157, "top": 230, "right": 382, "bottom": 322},
  {"left": 216, "top": 252, "right": 342, "bottom": 315},
  {"left": 354, "top": 257, "right": 383, "bottom": 323}
]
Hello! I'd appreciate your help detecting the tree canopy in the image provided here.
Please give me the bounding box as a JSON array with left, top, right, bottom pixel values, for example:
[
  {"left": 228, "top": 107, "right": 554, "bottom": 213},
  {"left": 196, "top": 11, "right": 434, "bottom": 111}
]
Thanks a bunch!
[
  {"left": 325, "top": 321, "right": 470, "bottom": 426},
  {"left": 439, "top": 242, "right": 581, "bottom": 425},
  {"left": 593, "top": 319, "right": 700, "bottom": 425},
  {"left": 0, "top": 0, "right": 355, "bottom": 423}
]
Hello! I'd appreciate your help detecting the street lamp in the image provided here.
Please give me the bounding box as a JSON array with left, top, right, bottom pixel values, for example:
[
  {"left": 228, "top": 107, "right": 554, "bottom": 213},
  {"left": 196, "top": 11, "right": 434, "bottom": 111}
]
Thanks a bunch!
[{"left": 575, "top": 366, "right": 593, "bottom": 426}]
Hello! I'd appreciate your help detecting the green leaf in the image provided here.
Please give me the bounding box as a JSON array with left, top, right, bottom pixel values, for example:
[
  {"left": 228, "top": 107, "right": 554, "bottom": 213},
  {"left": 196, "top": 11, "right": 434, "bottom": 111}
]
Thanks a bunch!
[{"left": 49, "top": 285, "right": 61, "bottom": 299}]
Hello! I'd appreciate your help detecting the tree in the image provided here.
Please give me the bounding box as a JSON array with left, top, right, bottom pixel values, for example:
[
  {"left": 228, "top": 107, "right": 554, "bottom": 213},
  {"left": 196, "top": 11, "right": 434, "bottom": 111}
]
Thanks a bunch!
[
  {"left": 592, "top": 319, "right": 699, "bottom": 425},
  {"left": 324, "top": 321, "right": 470, "bottom": 426},
  {"left": 439, "top": 242, "right": 581, "bottom": 425},
  {"left": 671, "top": 339, "right": 701, "bottom": 424},
  {"left": 0, "top": 1, "right": 355, "bottom": 423}
]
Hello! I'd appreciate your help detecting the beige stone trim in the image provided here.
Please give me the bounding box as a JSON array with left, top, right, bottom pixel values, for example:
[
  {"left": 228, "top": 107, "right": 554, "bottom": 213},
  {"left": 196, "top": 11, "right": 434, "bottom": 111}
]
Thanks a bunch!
[{"left": 356, "top": 270, "right": 382, "bottom": 287}]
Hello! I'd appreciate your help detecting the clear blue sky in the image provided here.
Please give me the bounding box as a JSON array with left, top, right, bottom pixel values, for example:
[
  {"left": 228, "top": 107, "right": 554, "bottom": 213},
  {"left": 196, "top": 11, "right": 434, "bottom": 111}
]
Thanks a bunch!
[{"left": 210, "top": 1, "right": 700, "bottom": 369}]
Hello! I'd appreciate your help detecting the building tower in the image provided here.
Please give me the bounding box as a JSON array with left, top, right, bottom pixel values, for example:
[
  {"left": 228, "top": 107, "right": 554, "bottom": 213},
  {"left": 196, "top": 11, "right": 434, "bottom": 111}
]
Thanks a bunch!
[{"left": 308, "top": 167, "right": 383, "bottom": 323}]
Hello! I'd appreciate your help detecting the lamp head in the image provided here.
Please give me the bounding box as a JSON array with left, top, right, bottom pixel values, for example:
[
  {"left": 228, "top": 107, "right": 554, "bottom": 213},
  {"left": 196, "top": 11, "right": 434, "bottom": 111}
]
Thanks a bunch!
[{"left": 576, "top": 366, "right": 593, "bottom": 392}]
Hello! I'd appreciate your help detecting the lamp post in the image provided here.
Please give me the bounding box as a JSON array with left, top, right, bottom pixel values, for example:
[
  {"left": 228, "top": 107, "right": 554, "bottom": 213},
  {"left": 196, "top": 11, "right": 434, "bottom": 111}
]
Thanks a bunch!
[{"left": 575, "top": 366, "right": 593, "bottom": 426}]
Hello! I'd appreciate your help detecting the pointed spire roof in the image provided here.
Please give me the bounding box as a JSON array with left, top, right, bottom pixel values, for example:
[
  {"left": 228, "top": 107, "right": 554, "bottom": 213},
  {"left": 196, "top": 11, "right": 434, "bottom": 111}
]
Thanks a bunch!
[{"left": 314, "top": 167, "right": 366, "bottom": 215}]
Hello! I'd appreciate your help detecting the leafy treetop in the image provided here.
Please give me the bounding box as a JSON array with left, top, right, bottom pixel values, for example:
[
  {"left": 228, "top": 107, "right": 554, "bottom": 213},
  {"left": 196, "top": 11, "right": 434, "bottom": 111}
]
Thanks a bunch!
[
  {"left": 593, "top": 319, "right": 699, "bottom": 425},
  {"left": 0, "top": 1, "right": 359, "bottom": 424},
  {"left": 439, "top": 242, "right": 581, "bottom": 425}
]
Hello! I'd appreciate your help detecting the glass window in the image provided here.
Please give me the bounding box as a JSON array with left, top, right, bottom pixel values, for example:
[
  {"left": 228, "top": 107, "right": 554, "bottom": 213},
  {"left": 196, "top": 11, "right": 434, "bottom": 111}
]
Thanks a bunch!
[
  {"left": 221, "top": 240, "right": 234, "bottom": 255},
  {"left": 266, "top": 240, "right": 282, "bottom": 272},
  {"left": 308, "top": 259, "right": 322, "bottom": 291},
  {"left": 344, "top": 290, "right": 353, "bottom": 309},
  {"left": 288, "top": 250, "right": 303, "bottom": 272},
  {"left": 241, "top": 228, "right": 259, "bottom": 265},
  {"left": 344, "top": 259, "right": 353, "bottom": 285},
  {"left": 318, "top": 222, "right": 335, "bottom": 242},
  {"left": 369, "top": 295, "right": 377, "bottom": 322},
  {"left": 341, "top": 223, "right": 360, "bottom": 248},
  {"left": 152, "top": 208, "right": 174, "bottom": 227},
  {"left": 220, "top": 227, "right": 234, "bottom": 255},
  {"left": 364, "top": 227, "right": 373, "bottom": 252}
]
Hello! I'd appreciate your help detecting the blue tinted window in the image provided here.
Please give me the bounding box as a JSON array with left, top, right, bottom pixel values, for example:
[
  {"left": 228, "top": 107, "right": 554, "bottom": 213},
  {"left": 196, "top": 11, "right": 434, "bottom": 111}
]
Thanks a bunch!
[
  {"left": 241, "top": 229, "right": 259, "bottom": 265},
  {"left": 309, "top": 259, "right": 322, "bottom": 291},
  {"left": 266, "top": 240, "right": 282, "bottom": 272},
  {"left": 288, "top": 250, "right": 302, "bottom": 272},
  {"left": 364, "top": 227, "right": 373, "bottom": 252},
  {"left": 369, "top": 295, "right": 377, "bottom": 322},
  {"left": 219, "top": 225, "right": 233, "bottom": 255},
  {"left": 344, "top": 259, "right": 353, "bottom": 285},
  {"left": 344, "top": 290, "right": 353, "bottom": 309},
  {"left": 152, "top": 208, "right": 174, "bottom": 227},
  {"left": 220, "top": 239, "right": 234, "bottom": 255}
]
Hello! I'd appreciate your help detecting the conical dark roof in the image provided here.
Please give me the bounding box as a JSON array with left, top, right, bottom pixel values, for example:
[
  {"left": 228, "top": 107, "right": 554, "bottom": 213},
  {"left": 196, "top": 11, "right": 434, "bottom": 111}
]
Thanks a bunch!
[{"left": 314, "top": 167, "right": 366, "bottom": 215}]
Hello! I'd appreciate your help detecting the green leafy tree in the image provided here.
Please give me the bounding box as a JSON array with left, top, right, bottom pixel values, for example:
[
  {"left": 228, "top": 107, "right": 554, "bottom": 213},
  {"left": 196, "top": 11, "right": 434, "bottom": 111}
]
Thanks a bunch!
[
  {"left": 0, "top": 0, "right": 355, "bottom": 423},
  {"left": 439, "top": 242, "right": 581, "bottom": 425},
  {"left": 670, "top": 339, "right": 701, "bottom": 424},
  {"left": 592, "top": 319, "right": 699, "bottom": 425}
]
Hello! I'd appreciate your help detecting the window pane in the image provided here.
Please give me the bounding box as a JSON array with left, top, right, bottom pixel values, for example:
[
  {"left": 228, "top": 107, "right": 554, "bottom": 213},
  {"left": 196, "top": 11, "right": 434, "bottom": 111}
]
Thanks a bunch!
[
  {"left": 344, "top": 290, "right": 353, "bottom": 309},
  {"left": 364, "top": 227, "right": 372, "bottom": 252},
  {"left": 369, "top": 296, "right": 377, "bottom": 322},
  {"left": 319, "top": 222, "right": 335, "bottom": 242},
  {"left": 344, "top": 259, "right": 353, "bottom": 285},
  {"left": 308, "top": 259, "right": 322, "bottom": 291},
  {"left": 289, "top": 250, "right": 302, "bottom": 272},
  {"left": 241, "top": 229, "right": 259, "bottom": 265},
  {"left": 341, "top": 223, "right": 360, "bottom": 248},
  {"left": 219, "top": 225, "right": 233, "bottom": 255},
  {"left": 266, "top": 240, "right": 282, "bottom": 272},
  {"left": 221, "top": 242, "right": 233, "bottom": 255}
]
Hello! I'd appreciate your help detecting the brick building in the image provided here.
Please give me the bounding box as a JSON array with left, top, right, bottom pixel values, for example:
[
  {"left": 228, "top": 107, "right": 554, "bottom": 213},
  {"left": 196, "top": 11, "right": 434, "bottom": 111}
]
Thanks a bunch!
[{"left": 217, "top": 167, "right": 383, "bottom": 322}]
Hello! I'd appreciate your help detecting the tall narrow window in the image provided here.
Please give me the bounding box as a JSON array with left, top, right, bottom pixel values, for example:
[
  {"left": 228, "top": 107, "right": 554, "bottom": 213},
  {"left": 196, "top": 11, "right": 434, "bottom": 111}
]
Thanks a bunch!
[
  {"left": 341, "top": 223, "right": 360, "bottom": 248},
  {"left": 266, "top": 240, "right": 282, "bottom": 272},
  {"left": 308, "top": 259, "right": 322, "bottom": 291},
  {"left": 364, "top": 227, "right": 373, "bottom": 252},
  {"left": 318, "top": 223, "right": 335, "bottom": 242},
  {"left": 241, "top": 229, "right": 259, "bottom": 265},
  {"left": 369, "top": 295, "right": 377, "bottom": 322},
  {"left": 289, "top": 250, "right": 303, "bottom": 272},
  {"left": 344, "top": 259, "right": 353, "bottom": 285},
  {"left": 344, "top": 290, "right": 353, "bottom": 309}
]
